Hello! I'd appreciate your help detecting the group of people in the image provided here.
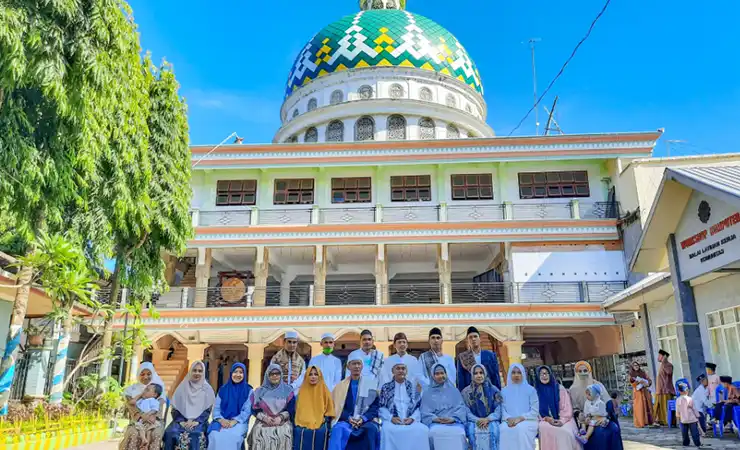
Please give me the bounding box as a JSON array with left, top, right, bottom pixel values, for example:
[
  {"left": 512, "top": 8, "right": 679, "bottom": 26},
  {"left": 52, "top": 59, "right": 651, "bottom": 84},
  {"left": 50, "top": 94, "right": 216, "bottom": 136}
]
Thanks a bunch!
[
  {"left": 628, "top": 350, "right": 740, "bottom": 446},
  {"left": 119, "top": 327, "right": 625, "bottom": 450}
]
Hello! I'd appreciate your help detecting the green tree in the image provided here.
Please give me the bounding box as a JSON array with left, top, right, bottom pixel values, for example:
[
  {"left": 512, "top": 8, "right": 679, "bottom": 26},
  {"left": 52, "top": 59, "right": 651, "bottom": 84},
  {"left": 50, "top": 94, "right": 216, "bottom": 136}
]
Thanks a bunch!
[
  {"left": 0, "top": 0, "right": 150, "bottom": 412},
  {"left": 96, "top": 57, "right": 192, "bottom": 382}
]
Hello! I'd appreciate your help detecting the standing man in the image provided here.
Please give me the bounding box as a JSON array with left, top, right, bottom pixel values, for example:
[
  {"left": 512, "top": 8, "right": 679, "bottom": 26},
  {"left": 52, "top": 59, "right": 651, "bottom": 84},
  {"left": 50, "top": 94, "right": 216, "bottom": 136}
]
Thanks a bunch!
[
  {"left": 653, "top": 349, "right": 675, "bottom": 426},
  {"left": 705, "top": 362, "right": 720, "bottom": 404},
  {"left": 456, "top": 326, "right": 501, "bottom": 390},
  {"left": 379, "top": 333, "right": 423, "bottom": 389},
  {"left": 346, "top": 330, "right": 385, "bottom": 383},
  {"left": 270, "top": 330, "right": 305, "bottom": 389},
  {"left": 329, "top": 356, "right": 381, "bottom": 450},
  {"left": 296, "top": 332, "right": 343, "bottom": 392},
  {"left": 418, "top": 328, "right": 456, "bottom": 389}
]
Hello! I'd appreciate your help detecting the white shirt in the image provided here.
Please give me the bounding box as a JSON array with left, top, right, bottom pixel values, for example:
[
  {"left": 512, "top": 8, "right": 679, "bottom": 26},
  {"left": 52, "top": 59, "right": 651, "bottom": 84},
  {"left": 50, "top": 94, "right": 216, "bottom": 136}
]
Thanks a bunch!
[
  {"left": 692, "top": 385, "right": 711, "bottom": 412},
  {"left": 393, "top": 381, "right": 411, "bottom": 420},
  {"left": 296, "top": 352, "right": 343, "bottom": 393},
  {"left": 136, "top": 398, "right": 160, "bottom": 414},
  {"left": 346, "top": 348, "right": 385, "bottom": 381},
  {"left": 380, "top": 353, "right": 423, "bottom": 389}
]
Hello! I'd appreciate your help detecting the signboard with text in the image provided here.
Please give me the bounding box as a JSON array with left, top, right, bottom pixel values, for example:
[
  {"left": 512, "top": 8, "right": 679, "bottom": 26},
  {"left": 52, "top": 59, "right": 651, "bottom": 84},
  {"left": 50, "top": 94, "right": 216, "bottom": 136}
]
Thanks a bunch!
[{"left": 676, "top": 191, "right": 740, "bottom": 281}]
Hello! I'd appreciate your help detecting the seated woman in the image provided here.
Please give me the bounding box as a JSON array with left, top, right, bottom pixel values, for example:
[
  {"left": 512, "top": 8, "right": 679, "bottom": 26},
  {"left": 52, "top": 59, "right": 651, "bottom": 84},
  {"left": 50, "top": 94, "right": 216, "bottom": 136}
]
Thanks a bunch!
[
  {"left": 499, "top": 364, "right": 539, "bottom": 450},
  {"left": 207, "top": 362, "right": 253, "bottom": 450},
  {"left": 294, "top": 365, "right": 335, "bottom": 450},
  {"left": 462, "top": 364, "right": 501, "bottom": 450},
  {"left": 421, "top": 363, "right": 468, "bottom": 450},
  {"left": 120, "top": 363, "right": 167, "bottom": 450},
  {"left": 248, "top": 363, "right": 296, "bottom": 450},
  {"left": 163, "top": 361, "right": 216, "bottom": 450},
  {"left": 582, "top": 385, "right": 623, "bottom": 450},
  {"left": 536, "top": 366, "right": 580, "bottom": 450}
]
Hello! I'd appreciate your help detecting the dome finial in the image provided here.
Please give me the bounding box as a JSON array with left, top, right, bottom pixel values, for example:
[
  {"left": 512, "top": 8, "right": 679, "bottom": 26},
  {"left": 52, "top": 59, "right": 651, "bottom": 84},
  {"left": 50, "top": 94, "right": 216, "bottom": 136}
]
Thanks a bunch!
[{"left": 359, "top": 0, "right": 406, "bottom": 11}]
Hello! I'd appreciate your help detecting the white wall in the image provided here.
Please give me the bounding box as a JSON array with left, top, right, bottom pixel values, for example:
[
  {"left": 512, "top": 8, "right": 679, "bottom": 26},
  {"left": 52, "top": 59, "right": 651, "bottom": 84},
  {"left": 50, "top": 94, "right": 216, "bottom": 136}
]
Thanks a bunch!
[
  {"left": 694, "top": 273, "right": 740, "bottom": 368},
  {"left": 511, "top": 249, "right": 627, "bottom": 282}
]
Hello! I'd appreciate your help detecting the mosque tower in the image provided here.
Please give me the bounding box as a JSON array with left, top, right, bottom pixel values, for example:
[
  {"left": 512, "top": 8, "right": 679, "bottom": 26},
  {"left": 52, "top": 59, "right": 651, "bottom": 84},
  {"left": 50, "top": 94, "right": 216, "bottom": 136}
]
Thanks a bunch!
[{"left": 274, "top": 0, "right": 493, "bottom": 143}]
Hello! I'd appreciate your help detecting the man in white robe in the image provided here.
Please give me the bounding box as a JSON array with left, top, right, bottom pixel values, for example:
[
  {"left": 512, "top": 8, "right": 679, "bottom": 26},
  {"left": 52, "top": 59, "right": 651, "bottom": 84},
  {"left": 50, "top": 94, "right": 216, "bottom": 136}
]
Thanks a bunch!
[
  {"left": 379, "top": 361, "right": 430, "bottom": 450},
  {"left": 418, "top": 327, "right": 456, "bottom": 390},
  {"left": 296, "top": 332, "right": 343, "bottom": 392},
  {"left": 380, "top": 332, "right": 423, "bottom": 389},
  {"left": 346, "top": 329, "right": 385, "bottom": 386}
]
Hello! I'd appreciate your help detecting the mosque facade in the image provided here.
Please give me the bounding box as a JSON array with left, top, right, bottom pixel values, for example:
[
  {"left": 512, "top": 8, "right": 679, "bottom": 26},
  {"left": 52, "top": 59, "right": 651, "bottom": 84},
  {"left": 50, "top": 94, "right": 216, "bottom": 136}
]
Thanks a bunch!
[{"left": 114, "top": 0, "right": 662, "bottom": 392}]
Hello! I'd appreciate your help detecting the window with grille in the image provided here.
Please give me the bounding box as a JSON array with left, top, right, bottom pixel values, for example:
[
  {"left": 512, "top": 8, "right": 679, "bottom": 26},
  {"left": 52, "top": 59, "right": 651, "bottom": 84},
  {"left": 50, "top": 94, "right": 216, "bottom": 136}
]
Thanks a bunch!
[
  {"left": 387, "top": 115, "right": 407, "bottom": 140},
  {"left": 330, "top": 90, "right": 344, "bottom": 105},
  {"left": 355, "top": 116, "right": 375, "bottom": 141},
  {"left": 216, "top": 180, "right": 257, "bottom": 206},
  {"left": 332, "top": 177, "right": 372, "bottom": 203},
  {"left": 446, "top": 93, "right": 457, "bottom": 108},
  {"left": 285, "top": 135, "right": 298, "bottom": 143},
  {"left": 307, "top": 98, "right": 318, "bottom": 111},
  {"left": 327, "top": 120, "right": 344, "bottom": 142},
  {"left": 389, "top": 83, "right": 404, "bottom": 99},
  {"left": 419, "top": 87, "right": 433, "bottom": 101},
  {"left": 391, "top": 175, "right": 432, "bottom": 202},
  {"left": 446, "top": 124, "right": 460, "bottom": 139},
  {"left": 273, "top": 179, "right": 314, "bottom": 205},
  {"left": 292, "top": 109, "right": 299, "bottom": 118},
  {"left": 518, "top": 171, "right": 590, "bottom": 199},
  {"left": 419, "top": 118, "right": 435, "bottom": 139},
  {"left": 358, "top": 85, "right": 374, "bottom": 100},
  {"left": 304, "top": 127, "right": 318, "bottom": 142},
  {"left": 451, "top": 174, "right": 493, "bottom": 200}
]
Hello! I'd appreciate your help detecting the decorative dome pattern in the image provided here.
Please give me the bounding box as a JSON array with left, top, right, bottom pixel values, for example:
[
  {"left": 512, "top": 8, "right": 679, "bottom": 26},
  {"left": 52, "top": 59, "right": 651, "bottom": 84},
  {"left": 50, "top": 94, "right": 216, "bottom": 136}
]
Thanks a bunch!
[{"left": 285, "top": 10, "right": 483, "bottom": 98}]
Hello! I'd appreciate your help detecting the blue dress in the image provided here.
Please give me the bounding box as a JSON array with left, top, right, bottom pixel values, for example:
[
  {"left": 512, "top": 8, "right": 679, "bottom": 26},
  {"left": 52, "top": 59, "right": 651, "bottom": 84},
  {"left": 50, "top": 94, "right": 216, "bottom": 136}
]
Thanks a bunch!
[
  {"left": 294, "top": 420, "right": 331, "bottom": 450},
  {"left": 163, "top": 407, "right": 212, "bottom": 450},
  {"left": 584, "top": 420, "right": 623, "bottom": 450},
  {"left": 207, "top": 392, "right": 253, "bottom": 450}
]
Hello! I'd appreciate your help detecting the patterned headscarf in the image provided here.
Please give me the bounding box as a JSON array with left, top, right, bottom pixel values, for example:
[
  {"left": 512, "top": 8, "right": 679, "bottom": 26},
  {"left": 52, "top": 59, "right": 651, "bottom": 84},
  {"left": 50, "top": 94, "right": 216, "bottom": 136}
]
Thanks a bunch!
[
  {"left": 461, "top": 363, "right": 500, "bottom": 418},
  {"left": 252, "top": 363, "right": 295, "bottom": 416}
]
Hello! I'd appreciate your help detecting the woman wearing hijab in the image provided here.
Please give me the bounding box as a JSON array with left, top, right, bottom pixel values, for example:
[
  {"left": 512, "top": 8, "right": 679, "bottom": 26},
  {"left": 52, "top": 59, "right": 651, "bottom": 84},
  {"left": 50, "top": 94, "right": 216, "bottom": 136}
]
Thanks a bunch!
[
  {"left": 164, "top": 361, "right": 216, "bottom": 450},
  {"left": 462, "top": 364, "right": 501, "bottom": 450},
  {"left": 627, "top": 360, "right": 654, "bottom": 428},
  {"left": 294, "top": 365, "right": 335, "bottom": 450},
  {"left": 569, "top": 361, "right": 609, "bottom": 422},
  {"left": 421, "top": 363, "right": 468, "bottom": 450},
  {"left": 535, "top": 366, "right": 579, "bottom": 450},
  {"left": 248, "top": 363, "right": 296, "bottom": 450},
  {"left": 120, "top": 363, "right": 167, "bottom": 450},
  {"left": 499, "top": 363, "right": 539, "bottom": 450},
  {"left": 582, "top": 384, "right": 624, "bottom": 450},
  {"left": 207, "top": 362, "right": 254, "bottom": 450}
]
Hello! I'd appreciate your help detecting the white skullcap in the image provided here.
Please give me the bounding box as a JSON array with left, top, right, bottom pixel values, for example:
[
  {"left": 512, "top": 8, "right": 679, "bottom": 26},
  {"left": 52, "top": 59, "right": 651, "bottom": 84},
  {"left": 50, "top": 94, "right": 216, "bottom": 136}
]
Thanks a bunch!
[
  {"left": 348, "top": 354, "right": 364, "bottom": 364},
  {"left": 285, "top": 331, "right": 299, "bottom": 339},
  {"left": 320, "top": 332, "right": 335, "bottom": 341}
]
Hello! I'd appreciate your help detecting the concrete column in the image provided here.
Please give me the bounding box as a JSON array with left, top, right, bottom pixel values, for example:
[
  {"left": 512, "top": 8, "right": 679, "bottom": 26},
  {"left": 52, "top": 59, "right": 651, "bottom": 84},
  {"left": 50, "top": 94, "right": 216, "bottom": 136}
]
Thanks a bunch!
[
  {"left": 280, "top": 274, "right": 295, "bottom": 307},
  {"left": 374, "top": 341, "right": 393, "bottom": 357},
  {"left": 194, "top": 248, "right": 212, "bottom": 308},
  {"left": 502, "top": 340, "right": 524, "bottom": 366},
  {"left": 639, "top": 304, "right": 657, "bottom": 380},
  {"left": 666, "top": 234, "right": 705, "bottom": 383},
  {"left": 208, "top": 349, "right": 219, "bottom": 392},
  {"left": 375, "top": 244, "right": 388, "bottom": 305},
  {"left": 570, "top": 199, "right": 581, "bottom": 219},
  {"left": 309, "top": 342, "right": 323, "bottom": 359},
  {"left": 246, "top": 343, "right": 266, "bottom": 388},
  {"left": 442, "top": 341, "right": 457, "bottom": 359},
  {"left": 23, "top": 344, "right": 52, "bottom": 399},
  {"left": 127, "top": 340, "right": 144, "bottom": 384},
  {"left": 151, "top": 349, "right": 170, "bottom": 365},
  {"left": 253, "top": 246, "right": 270, "bottom": 307},
  {"left": 184, "top": 343, "right": 208, "bottom": 367},
  {"left": 314, "top": 245, "right": 327, "bottom": 306},
  {"left": 437, "top": 243, "right": 451, "bottom": 304}
]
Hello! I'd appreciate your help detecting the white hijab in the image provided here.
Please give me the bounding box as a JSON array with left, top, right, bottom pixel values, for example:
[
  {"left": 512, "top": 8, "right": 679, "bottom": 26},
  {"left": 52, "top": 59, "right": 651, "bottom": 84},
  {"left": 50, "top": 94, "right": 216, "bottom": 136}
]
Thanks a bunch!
[
  {"left": 501, "top": 363, "right": 537, "bottom": 417},
  {"left": 171, "top": 361, "right": 216, "bottom": 420},
  {"left": 124, "top": 362, "right": 166, "bottom": 397}
]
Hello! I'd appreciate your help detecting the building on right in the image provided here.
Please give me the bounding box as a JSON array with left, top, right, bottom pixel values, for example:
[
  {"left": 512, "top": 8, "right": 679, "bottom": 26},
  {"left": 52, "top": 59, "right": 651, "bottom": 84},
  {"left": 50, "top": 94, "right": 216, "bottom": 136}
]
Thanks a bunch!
[{"left": 605, "top": 154, "right": 740, "bottom": 384}]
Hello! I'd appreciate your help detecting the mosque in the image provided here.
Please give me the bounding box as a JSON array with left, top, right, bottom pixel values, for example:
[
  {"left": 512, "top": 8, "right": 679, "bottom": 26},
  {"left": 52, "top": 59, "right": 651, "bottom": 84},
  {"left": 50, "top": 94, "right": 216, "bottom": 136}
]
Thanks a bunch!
[{"left": 113, "top": 0, "right": 663, "bottom": 394}]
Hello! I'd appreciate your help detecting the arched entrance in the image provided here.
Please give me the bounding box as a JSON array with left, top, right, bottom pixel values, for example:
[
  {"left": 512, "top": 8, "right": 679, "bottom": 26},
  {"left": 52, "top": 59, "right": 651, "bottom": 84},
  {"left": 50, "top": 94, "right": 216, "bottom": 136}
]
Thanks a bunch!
[{"left": 205, "top": 344, "right": 248, "bottom": 392}]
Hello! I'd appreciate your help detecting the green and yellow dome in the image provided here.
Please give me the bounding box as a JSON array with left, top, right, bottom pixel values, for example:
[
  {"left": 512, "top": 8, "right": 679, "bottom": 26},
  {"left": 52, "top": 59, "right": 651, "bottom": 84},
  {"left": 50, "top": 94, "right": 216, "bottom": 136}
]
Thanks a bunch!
[{"left": 285, "top": 9, "right": 483, "bottom": 98}]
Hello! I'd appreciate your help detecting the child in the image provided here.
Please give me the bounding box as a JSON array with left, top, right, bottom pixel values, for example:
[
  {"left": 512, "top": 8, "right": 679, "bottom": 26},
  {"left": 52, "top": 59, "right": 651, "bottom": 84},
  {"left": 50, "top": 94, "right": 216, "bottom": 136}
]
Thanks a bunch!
[
  {"left": 136, "top": 383, "right": 163, "bottom": 448},
  {"left": 676, "top": 382, "right": 702, "bottom": 447},
  {"left": 575, "top": 384, "right": 609, "bottom": 444}
]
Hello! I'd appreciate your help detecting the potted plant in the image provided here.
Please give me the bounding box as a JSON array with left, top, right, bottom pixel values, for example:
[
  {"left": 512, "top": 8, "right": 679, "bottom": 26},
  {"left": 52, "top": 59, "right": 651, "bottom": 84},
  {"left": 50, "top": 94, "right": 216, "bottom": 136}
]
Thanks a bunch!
[{"left": 25, "top": 323, "right": 46, "bottom": 347}]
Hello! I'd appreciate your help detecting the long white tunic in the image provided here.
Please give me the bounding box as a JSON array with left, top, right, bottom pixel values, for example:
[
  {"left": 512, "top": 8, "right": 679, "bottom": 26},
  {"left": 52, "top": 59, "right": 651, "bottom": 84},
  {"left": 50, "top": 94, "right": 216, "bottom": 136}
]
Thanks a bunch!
[
  {"left": 379, "top": 382, "right": 430, "bottom": 450},
  {"left": 380, "top": 354, "right": 423, "bottom": 389},
  {"left": 500, "top": 383, "right": 539, "bottom": 450},
  {"left": 295, "top": 353, "right": 343, "bottom": 393}
]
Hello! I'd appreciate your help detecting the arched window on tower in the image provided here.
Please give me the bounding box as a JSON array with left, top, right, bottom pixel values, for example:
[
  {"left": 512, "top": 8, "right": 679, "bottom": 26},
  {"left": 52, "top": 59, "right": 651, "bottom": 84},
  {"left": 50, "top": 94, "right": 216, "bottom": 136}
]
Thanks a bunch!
[
  {"left": 465, "top": 103, "right": 473, "bottom": 114},
  {"left": 446, "top": 93, "right": 457, "bottom": 108},
  {"left": 358, "top": 85, "right": 374, "bottom": 100},
  {"left": 446, "top": 124, "right": 460, "bottom": 139},
  {"left": 419, "top": 87, "right": 433, "bottom": 102},
  {"left": 285, "top": 135, "right": 298, "bottom": 143},
  {"left": 304, "top": 127, "right": 318, "bottom": 142},
  {"left": 373, "top": 0, "right": 384, "bottom": 9},
  {"left": 330, "top": 90, "right": 344, "bottom": 105},
  {"left": 355, "top": 116, "right": 375, "bottom": 141},
  {"left": 326, "top": 120, "right": 344, "bottom": 142},
  {"left": 389, "top": 83, "right": 404, "bottom": 99},
  {"left": 292, "top": 109, "right": 299, "bottom": 119},
  {"left": 419, "top": 118, "right": 436, "bottom": 140},
  {"left": 386, "top": 0, "right": 396, "bottom": 8},
  {"left": 307, "top": 98, "right": 318, "bottom": 112},
  {"left": 387, "top": 115, "right": 407, "bottom": 141}
]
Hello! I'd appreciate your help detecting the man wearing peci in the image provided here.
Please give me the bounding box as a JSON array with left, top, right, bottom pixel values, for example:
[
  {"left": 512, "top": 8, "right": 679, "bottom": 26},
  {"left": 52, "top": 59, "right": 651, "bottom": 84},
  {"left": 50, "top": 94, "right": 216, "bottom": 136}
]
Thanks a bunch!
[
  {"left": 419, "top": 327, "right": 456, "bottom": 390},
  {"left": 270, "top": 331, "right": 305, "bottom": 390},
  {"left": 296, "top": 333, "right": 343, "bottom": 393},
  {"left": 456, "top": 326, "right": 501, "bottom": 391}
]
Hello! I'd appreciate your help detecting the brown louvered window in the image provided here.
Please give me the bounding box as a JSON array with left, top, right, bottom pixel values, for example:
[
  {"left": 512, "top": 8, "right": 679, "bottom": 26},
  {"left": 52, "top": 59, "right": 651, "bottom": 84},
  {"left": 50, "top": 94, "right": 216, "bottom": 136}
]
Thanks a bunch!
[
  {"left": 273, "top": 179, "right": 314, "bottom": 205},
  {"left": 216, "top": 180, "right": 257, "bottom": 206},
  {"left": 450, "top": 174, "right": 493, "bottom": 200},
  {"left": 518, "top": 171, "right": 590, "bottom": 199},
  {"left": 332, "top": 177, "right": 372, "bottom": 203},
  {"left": 390, "top": 175, "right": 432, "bottom": 202}
]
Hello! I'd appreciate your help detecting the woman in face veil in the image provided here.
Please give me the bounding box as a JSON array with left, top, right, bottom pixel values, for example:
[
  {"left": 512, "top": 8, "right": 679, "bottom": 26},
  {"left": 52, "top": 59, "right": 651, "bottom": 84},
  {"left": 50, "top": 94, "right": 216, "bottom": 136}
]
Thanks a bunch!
[
  {"left": 498, "top": 363, "right": 539, "bottom": 450},
  {"left": 247, "top": 363, "right": 296, "bottom": 450}
]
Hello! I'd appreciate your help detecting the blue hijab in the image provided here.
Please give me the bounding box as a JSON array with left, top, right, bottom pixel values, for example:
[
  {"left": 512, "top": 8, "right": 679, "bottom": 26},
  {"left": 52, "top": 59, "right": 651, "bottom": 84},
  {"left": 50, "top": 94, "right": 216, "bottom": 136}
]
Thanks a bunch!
[
  {"left": 535, "top": 365, "right": 560, "bottom": 419},
  {"left": 218, "top": 362, "right": 252, "bottom": 420},
  {"left": 461, "top": 364, "right": 500, "bottom": 418}
]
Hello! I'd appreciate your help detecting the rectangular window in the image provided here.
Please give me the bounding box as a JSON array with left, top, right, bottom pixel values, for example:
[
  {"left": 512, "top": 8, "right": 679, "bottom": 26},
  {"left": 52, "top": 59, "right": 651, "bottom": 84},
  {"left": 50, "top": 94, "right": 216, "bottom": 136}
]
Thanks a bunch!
[
  {"left": 273, "top": 179, "right": 314, "bottom": 205},
  {"left": 450, "top": 174, "right": 493, "bottom": 201},
  {"left": 216, "top": 180, "right": 257, "bottom": 206},
  {"left": 390, "top": 175, "right": 432, "bottom": 202},
  {"left": 331, "top": 177, "right": 372, "bottom": 203},
  {"left": 656, "top": 323, "right": 684, "bottom": 380},
  {"left": 518, "top": 171, "right": 590, "bottom": 199},
  {"left": 707, "top": 306, "right": 740, "bottom": 379}
]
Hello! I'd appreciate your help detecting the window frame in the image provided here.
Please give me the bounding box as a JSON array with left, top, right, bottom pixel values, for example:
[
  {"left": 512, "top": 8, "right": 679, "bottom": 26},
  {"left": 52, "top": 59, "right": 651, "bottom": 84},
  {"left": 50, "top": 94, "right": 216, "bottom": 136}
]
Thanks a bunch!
[
  {"left": 216, "top": 180, "right": 257, "bottom": 206},
  {"left": 390, "top": 175, "right": 432, "bottom": 202},
  {"left": 331, "top": 177, "right": 372, "bottom": 204},
  {"left": 517, "top": 170, "right": 590, "bottom": 199},
  {"left": 273, "top": 178, "right": 315, "bottom": 205},
  {"left": 450, "top": 173, "right": 494, "bottom": 201}
]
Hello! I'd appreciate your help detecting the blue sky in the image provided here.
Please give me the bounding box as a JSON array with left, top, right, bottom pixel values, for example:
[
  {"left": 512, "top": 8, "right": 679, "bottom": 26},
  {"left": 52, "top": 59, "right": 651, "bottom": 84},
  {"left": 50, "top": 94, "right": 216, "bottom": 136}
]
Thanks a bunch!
[{"left": 128, "top": 0, "right": 739, "bottom": 157}]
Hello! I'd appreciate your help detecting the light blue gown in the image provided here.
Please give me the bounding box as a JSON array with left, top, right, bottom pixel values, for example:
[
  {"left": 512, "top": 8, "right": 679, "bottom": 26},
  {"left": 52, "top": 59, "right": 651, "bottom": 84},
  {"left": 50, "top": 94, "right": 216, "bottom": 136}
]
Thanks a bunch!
[{"left": 207, "top": 391, "right": 253, "bottom": 450}]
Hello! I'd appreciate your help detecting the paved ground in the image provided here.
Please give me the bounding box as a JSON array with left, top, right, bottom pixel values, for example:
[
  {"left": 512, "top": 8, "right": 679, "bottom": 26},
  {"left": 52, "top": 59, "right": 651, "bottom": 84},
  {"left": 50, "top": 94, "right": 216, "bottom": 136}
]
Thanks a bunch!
[{"left": 64, "top": 422, "right": 740, "bottom": 450}]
